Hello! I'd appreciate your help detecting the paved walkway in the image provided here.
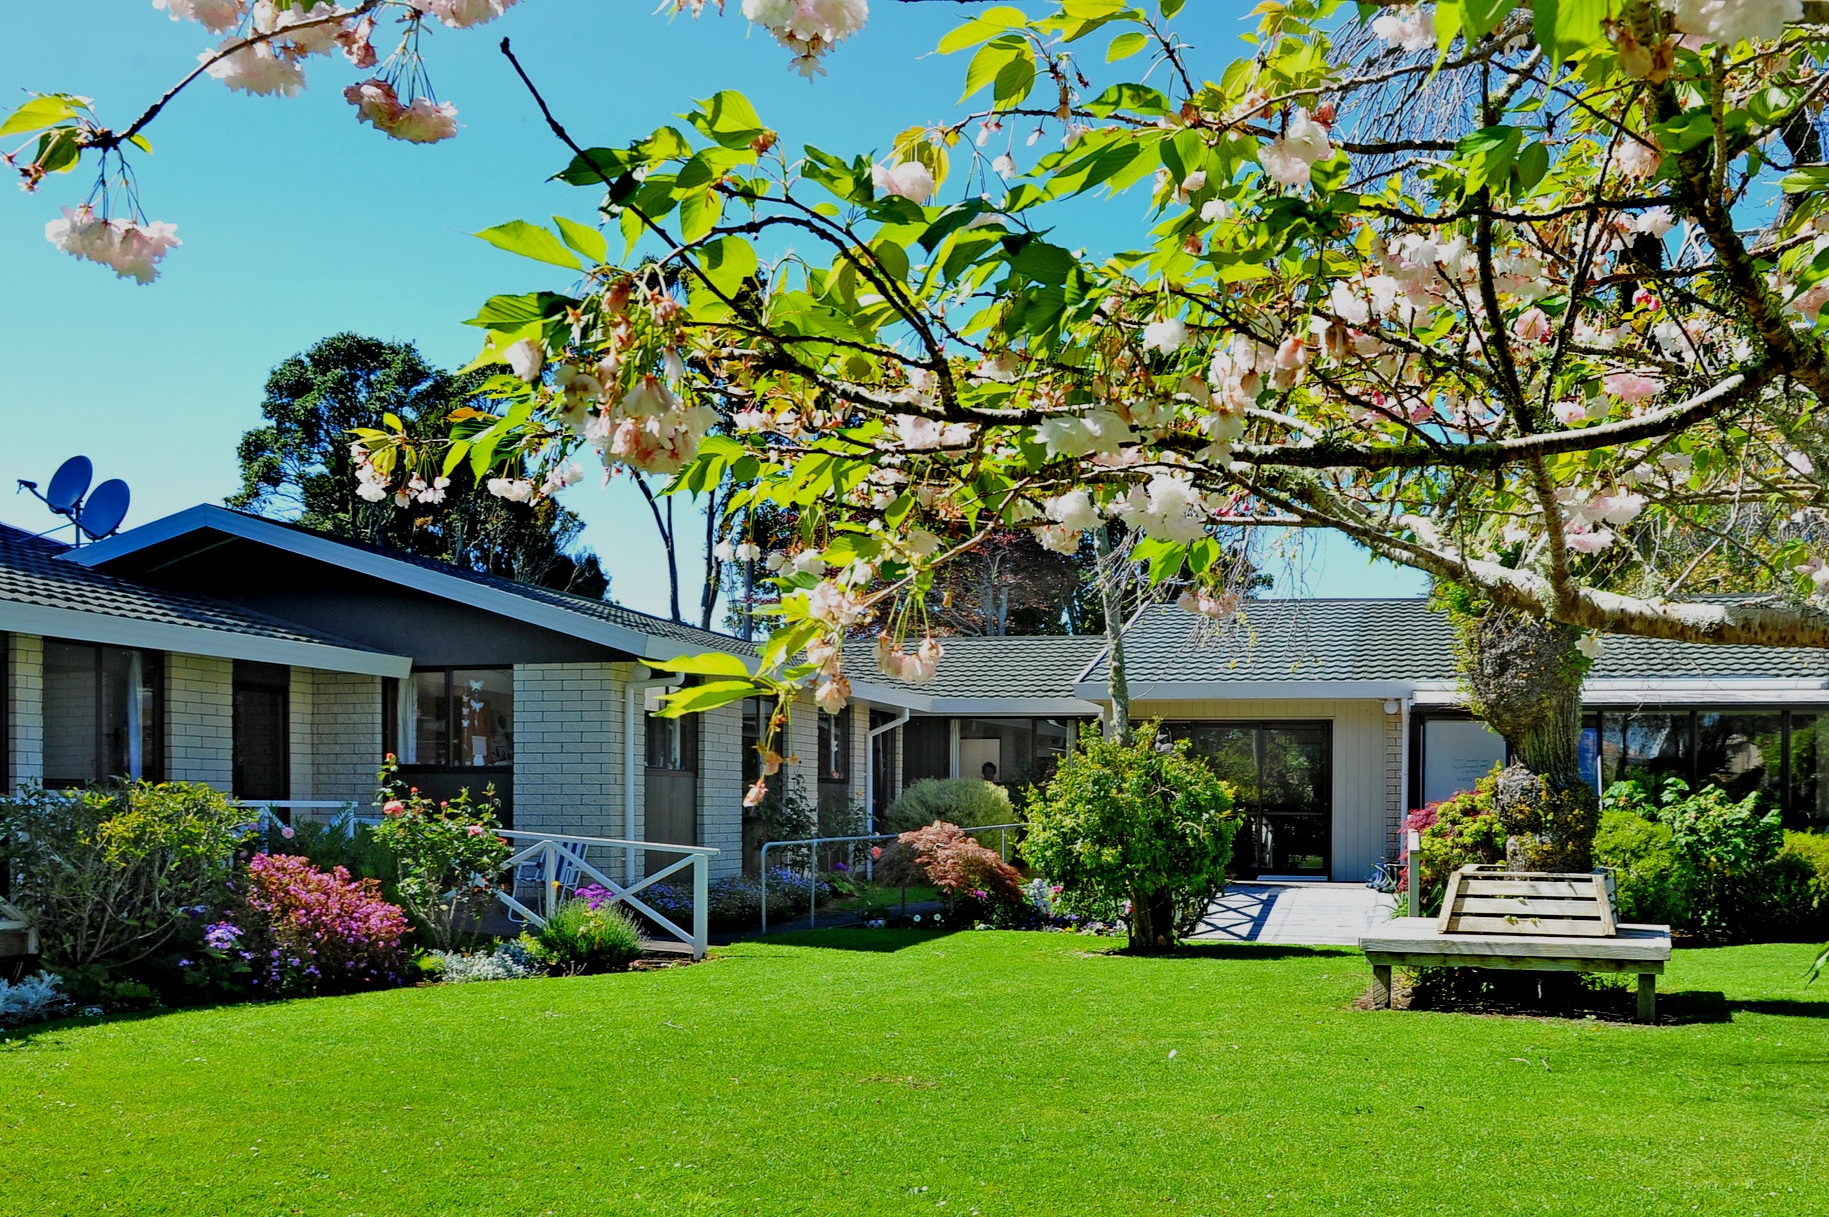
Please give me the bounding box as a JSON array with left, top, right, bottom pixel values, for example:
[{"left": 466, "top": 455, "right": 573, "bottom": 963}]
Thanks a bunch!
[{"left": 1189, "top": 881, "right": 1395, "bottom": 947}]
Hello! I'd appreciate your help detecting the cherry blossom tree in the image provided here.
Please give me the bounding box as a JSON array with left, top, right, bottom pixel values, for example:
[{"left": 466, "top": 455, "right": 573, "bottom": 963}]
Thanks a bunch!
[{"left": 18, "top": 0, "right": 1829, "bottom": 844}]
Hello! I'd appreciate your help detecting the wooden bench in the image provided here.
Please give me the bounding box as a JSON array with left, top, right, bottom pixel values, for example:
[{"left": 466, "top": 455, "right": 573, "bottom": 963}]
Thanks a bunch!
[
  {"left": 0, "top": 897, "right": 37, "bottom": 960},
  {"left": 1360, "top": 867, "right": 1672, "bottom": 1022}
]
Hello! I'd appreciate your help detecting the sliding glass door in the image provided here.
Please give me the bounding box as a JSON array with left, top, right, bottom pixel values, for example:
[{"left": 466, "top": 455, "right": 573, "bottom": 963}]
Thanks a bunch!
[{"left": 1168, "top": 722, "right": 1332, "bottom": 878}]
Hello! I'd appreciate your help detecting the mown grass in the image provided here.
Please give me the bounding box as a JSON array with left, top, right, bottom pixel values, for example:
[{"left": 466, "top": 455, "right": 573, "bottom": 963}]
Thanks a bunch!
[{"left": 1, "top": 933, "right": 1825, "bottom": 1216}]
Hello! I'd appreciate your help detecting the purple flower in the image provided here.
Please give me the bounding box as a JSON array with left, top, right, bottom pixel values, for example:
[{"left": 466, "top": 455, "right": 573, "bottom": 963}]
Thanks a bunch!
[{"left": 204, "top": 922, "right": 243, "bottom": 951}]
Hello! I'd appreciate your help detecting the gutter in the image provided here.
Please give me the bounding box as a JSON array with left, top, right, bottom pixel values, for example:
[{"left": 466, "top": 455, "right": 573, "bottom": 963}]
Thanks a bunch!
[{"left": 864, "top": 707, "right": 910, "bottom": 880}]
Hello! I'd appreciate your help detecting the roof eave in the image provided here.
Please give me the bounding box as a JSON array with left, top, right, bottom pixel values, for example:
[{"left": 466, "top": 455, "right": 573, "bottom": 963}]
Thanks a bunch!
[{"left": 0, "top": 601, "right": 411, "bottom": 678}]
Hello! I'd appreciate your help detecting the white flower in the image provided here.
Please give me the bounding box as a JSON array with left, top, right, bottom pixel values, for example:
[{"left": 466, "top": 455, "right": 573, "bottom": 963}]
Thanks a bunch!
[
  {"left": 973, "top": 353, "right": 1019, "bottom": 383},
  {"left": 904, "top": 528, "right": 943, "bottom": 559},
  {"left": 1565, "top": 525, "right": 1617, "bottom": 553},
  {"left": 806, "top": 580, "right": 864, "bottom": 628},
  {"left": 1370, "top": 5, "right": 1435, "bottom": 51},
  {"left": 714, "top": 540, "right": 736, "bottom": 562},
  {"left": 1200, "top": 198, "right": 1232, "bottom": 223},
  {"left": 789, "top": 550, "right": 828, "bottom": 576},
  {"left": 1787, "top": 450, "right": 1816, "bottom": 476},
  {"left": 894, "top": 414, "right": 943, "bottom": 451},
  {"left": 44, "top": 205, "right": 181, "bottom": 284},
  {"left": 735, "top": 541, "right": 763, "bottom": 562},
  {"left": 815, "top": 675, "right": 852, "bottom": 715},
  {"left": 1576, "top": 633, "right": 1605, "bottom": 660},
  {"left": 1259, "top": 108, "right": 1333, "bottom": 188},
  {"left": 1614, "top": 138, "right": 1661, "bottom": 180},
  {"left": 202, "top": 38, "right": 306, "bottom": 96},
  {"left": 153, "top": 0, "right": 246, "bottom": 34},
  {"left": 1594, "top": 491, "right": 1647, "bottom": 525},
  {"left": 504, "top": 338, "right": 544, "bottom": 383},
  {"left": 872, "top": 160, "right": 935, "bottom": 204},
  {"left": 1045, "top": 489, "right": 1100, "bottom": 533},
  {"left": 343, "top": 79, "right": 459, "bottom": 143},
  {"left": 743, "top": 0, "right": 869, "bottom": 76},
  {"left": 1662, "top": 0, "right": 1800, "bottom": 46},
  {"left": 1033, "top": 523, "right": 1081, "bottom": 554},
  {"left": 1141, "top": 317, "right": 1187, "bottom": 354},
  {"left": 1633, "top": 207, "right": 1677, "bottom": 238},
  {"left": 992, "top": 154, "right": 1016, "bottom": 179},
  {"left": 419, "top": 0, "right": 522, "bottom": 29},
  {"left": 486, "top": 477, "right": 535, "bottom": 502}
]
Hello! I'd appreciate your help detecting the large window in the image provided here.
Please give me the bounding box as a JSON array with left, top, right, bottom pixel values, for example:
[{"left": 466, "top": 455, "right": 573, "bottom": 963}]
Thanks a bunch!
[
  {"left": 817, "top": 709, "right": 850, "bottom": 783},
  {"left": 42, "top": 640, "right": 162, "bottom": 786},
  {"left": 956, "top": 717, "right": 1078, "bottom": 786},
  {"left": 645, "top": 688, "right": 698, "bottom": 772},
  {"left": 1168, "top": 721, "right": 1331, "bottom": 876},
  {"left": 394, "top": 668, "right": 513, "bottom": 768}
]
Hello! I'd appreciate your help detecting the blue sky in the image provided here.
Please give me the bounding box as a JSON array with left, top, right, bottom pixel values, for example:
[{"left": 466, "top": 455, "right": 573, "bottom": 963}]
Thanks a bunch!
[{"left": 0, "top": 0, "right": 1424, "bottom": 618}]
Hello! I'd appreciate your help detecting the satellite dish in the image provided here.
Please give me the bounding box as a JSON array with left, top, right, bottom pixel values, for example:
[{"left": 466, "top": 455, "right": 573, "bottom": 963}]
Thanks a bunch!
[
  {"left": 77, "top": 479, "right": 130, "bottom": 541},
  {"left": 44, "top": 456, "right": 92, "bottom": 516}
]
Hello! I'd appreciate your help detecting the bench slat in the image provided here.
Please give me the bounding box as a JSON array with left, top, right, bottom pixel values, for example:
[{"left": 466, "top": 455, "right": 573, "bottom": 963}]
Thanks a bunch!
[
  {"left": 1451, "top": 895, "right": 1610, "bottom": 917},
  {"left": 1444, "top": 914, "right": 1612, "bottom": 937},
  {"left": 1460, "top": 879, "right": 1597, "bottom": 898}
]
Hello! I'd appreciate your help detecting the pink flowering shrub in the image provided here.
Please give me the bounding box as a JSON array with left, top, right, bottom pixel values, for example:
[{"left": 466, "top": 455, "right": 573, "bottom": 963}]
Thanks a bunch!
[
  {"left": 222, "top": 853, "right": 410, "bottom": 997},
  {"left": 370, "top": 755, "right": 512, "bottom": 950}
]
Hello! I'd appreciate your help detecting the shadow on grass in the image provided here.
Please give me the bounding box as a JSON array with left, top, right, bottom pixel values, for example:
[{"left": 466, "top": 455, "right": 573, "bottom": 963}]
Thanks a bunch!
[{"left": 1144, "top": 941, "right": 1361, "bottom": 963}]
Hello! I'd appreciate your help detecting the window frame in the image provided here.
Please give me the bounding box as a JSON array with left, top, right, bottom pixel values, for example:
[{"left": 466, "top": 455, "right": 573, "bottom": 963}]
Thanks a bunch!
[
  {"left": 388, "top": 666, "right": 515, "bottom": 771},
  {"left": 39, "top": 638, "right": 164, "bottom": 787}
]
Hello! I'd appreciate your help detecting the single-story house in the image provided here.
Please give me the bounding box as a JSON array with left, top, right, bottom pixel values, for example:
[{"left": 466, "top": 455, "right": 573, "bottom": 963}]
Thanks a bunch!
[{"left": 5, "top": 504, "right": 1827, "bottom": 888}]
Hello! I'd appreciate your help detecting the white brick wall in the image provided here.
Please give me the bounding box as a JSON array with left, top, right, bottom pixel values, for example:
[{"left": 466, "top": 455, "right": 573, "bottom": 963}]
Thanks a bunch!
[
  {"left": 165, "top": 653, "right": 234, "bottom": 787},
  {"left": 698, "top": 699, "right": 744, "bottom": 878},
  {"left": 513, "top": 662, "right": 625, "bottom": 839},
  {"left": 305, "top": 669, "right": 383, "bottom": 803},
  {"left": 289, "top": 667, "right": 314, "bottom": 800},
  {"left": 6, "top": 633, "right": 43, "bottom": 790}
]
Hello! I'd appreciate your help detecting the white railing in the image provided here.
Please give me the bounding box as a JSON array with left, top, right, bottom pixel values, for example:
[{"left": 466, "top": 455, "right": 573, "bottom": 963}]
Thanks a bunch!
[
  {"left": 493, "top": 830, "right": 719, "bottom": 960},
  {"left": 758, "top": 822, "right": 1024, "bottom": 934},
  {"left": 238, "top": 800, "right": 369, "bottom": 834}
]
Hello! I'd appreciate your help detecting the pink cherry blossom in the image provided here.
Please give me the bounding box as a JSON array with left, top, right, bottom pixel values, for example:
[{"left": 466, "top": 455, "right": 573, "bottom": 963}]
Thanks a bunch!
[
  {"left": 414, "top": 0, "right": 522, "bottom": 29},
  {"left": 44, "top": 205, "right": 181, "bottom": 284},
  {"left": 1603, "top": 372, "right": 1661, "bottom": 404},
  {"left": 872, "top": 159, "right": 935, "bottom": 204},
  {"left": 153, "top": 0, "right": 245, "bottom": 35},
  {"left": 203, "top": 37, "right": 306, "bottom": 96},
  {"left": 343, "top": 79, "right": 459, "bottom": 143}
]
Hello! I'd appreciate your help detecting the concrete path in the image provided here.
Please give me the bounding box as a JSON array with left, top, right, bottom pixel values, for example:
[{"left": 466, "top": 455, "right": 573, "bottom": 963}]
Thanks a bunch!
[{"left": 1189, "top": 881, "right": 1395, "bottom": 947}]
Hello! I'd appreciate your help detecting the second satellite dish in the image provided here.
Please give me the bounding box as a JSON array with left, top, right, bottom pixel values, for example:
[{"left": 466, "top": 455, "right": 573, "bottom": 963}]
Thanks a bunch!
[
  {"left": 44, "top": 456, "right": 93, "bottom": 516},
  {"left": 78, "top": 479, "right": 130, "bottom": 541}
]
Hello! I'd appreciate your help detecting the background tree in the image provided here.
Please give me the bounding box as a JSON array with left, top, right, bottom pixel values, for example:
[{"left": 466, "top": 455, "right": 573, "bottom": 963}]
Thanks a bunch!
[{"left": 229, "top": 332, "right": 608, "bottom": 598}]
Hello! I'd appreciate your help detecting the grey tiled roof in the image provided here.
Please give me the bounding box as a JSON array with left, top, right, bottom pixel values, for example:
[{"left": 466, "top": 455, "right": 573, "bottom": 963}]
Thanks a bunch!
[
  {"left": 1087, "top": 599, "right": 1829, "bottom": 687},
  {"left": 852, "top": 634, "right": 1108, "bottom": 700},
  {"left": 0, "top": 523, "right": 381, "bottom": 651}
]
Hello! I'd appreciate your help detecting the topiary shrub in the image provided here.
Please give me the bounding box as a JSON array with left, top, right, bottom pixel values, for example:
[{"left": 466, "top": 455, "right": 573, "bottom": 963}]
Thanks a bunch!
[
  {"left": 524, "top": 898, "right": 644, "bottom": 975},
  {"left": 882, "top": 778, "right": 1013, "bottom": 835},
  {"left": 1022, "top": 723, "right": 1237, "bottom": 952}
]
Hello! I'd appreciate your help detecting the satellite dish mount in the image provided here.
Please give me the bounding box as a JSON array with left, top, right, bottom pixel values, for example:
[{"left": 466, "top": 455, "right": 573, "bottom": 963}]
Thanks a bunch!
[{"left": 16, "top": 456, "right": 130, "bottom": 546}]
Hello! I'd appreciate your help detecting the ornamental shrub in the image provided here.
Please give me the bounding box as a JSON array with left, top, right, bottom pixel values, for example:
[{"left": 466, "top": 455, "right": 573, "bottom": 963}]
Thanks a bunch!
[
  {"left": 427, "top": 939, "right": 542, "bottom": 983},
  {"left": 875, "top": 821, "right": 1024, "bottom": 924},
  {"left": 524, "top": 898, "right": 643, "bottom": 974},
  {"left": 0, "top": 971, "right": 72, "bottom": 1028},
  {"left": 0, "top": 782, "right": 251, "bottom": 986},
  {"left": 217, "top": 853, "right": 410, "bottom": 997},
  {"left": 1401, "top": 770, "right": 1508, "bottom": 916},
  {"left": 1022, "top": 723, "right": 1238, "bottom": 952},
  {"left": 1593, "top": 809, "right": 1689, "bottom": 927},
  {"left": 369, "top": 755, "right": 512, "bottom": 951},
  {"left": 882, "top": 778, "right": 1014, "bottom": 835}
]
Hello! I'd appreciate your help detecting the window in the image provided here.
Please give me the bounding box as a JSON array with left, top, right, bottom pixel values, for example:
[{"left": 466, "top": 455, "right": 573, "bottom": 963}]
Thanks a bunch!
[
  {"left": 41, "top": 640, "right": 162, "bottom": 786},
  {"left": 232, "top": 660, "right": 289, "bottom": 801},
  {"left": 394, "top": 668, "right": 513, "bottom": 767},
  {"left": 645, "top": 689, "right": 698, "bottom": 772},
  {"left": 817, "top": 709, "right": 850, "bottom": 782},
  {"left": 741, "top": 697, "right": 767, "bottom": 789},
  {"left": 957, "top": 717, "right": 1084, "bottom": 786}
]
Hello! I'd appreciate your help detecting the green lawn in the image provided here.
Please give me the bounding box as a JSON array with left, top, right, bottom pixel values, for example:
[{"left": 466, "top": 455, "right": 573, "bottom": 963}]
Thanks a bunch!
[{"left": 2, "top": 933, "right": 1826, "bottom": 1216}]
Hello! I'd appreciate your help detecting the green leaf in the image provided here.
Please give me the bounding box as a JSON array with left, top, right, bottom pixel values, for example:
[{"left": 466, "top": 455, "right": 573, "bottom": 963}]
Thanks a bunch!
[
  {"left": 1653, "top": 109, "right": 1713, "bottom": 154},
  {"left": 651, "top": 652, "right": 755, "bottom": 679},
  {"left": 1082, "top": 82, "right": 1171, "bottom": 118},
  {"left": 689, "top": 90, "right": 767, "bottom": 150},
  {"left": 0, "top": 94, "right": 86, "bottom": 139},
  {"left": 473, "top": 221, "right": 583, "bottom": 271},
  {"left": 1106, "top": 30, "right": 1149, "bottom": 60},
  {"left": 1531, "top": 0, "right": 1606, "bottom": 68},
  {"left": 1455, "top": 124, "right": 1523, "bottom": 195},
  {"left": 1458, "top": 0, "right": 1513, "bottom": 41},
  {"left": 962, "top": 34, "right": 1029, "bottom": 102},
  {"left": 552, "top": 215, "right": 607, "bottom": 265},
  {"left": 1782, "top": 167, "right": 1829, "bottom": 194},
  {"left": 698, "top": 235, "right": 761, "bottom": 299},
  {"left": 656, "top": 679, "right": 765, "bottom": 717},
  {"left": 936, "top": 4, "right": 1030, "bottom": 54}
]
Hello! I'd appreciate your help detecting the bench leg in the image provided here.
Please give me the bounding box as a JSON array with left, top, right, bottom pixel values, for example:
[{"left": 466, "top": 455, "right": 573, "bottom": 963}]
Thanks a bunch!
[
  {"left": 1636, "top": 973, "right": 1656, "bottom": 1024},
  {"left": 1371, "top": 964, "right": 1392, "bottom": 1010}
]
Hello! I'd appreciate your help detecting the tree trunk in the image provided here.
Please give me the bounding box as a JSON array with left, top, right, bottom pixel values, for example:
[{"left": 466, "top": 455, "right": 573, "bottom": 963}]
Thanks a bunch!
[
  {"left": 1093, "top": 524, "right": 1131, "bottom": 745},
  {"left": 1128, "top": 885, "right": 1175, "bottom": 953},
  {"left": 1455, "top": 605, "right": 1599, "bottom": 872}
]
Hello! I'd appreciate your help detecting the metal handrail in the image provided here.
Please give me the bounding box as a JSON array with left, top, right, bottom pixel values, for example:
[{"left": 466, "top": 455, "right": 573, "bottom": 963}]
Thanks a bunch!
[
  {"left": 492, "top": 831, "right": 720, "bottom": 959},
  {"left": 758, "top": 822, "right": 1024, "bottom": 934}
]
